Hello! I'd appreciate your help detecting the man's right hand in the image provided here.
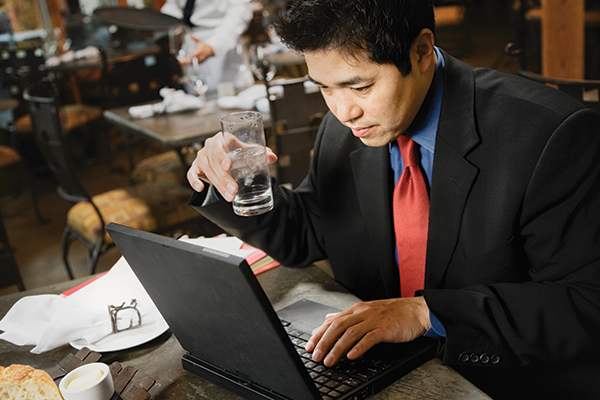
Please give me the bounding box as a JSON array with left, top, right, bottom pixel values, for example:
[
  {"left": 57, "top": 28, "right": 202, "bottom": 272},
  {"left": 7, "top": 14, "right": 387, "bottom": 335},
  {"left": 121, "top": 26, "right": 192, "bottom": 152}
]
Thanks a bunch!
[{"left": 186, "top": 132, "right": 278, "bottom": 201}]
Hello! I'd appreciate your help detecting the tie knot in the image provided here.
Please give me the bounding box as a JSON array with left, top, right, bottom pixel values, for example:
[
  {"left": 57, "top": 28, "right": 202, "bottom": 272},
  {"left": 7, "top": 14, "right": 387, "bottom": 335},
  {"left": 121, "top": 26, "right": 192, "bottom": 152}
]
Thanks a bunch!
[{"left": 397, "top": 135, "right": 420, "bottom": 168}]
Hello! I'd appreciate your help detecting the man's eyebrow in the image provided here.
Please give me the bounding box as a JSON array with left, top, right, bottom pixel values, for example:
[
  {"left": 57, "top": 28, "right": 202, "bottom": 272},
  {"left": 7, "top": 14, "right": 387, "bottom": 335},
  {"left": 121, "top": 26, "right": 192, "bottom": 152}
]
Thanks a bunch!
[{"left": 308, "top": 75, "right": 369, "bottom": 87}]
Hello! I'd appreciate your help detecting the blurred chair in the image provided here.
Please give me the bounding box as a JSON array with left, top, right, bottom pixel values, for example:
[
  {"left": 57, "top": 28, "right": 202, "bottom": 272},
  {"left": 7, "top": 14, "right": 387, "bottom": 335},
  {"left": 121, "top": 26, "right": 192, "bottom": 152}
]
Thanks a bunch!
[
  {"left": 0, "top": 210, "right": 24, "bottom": 291},
  {"left": 506, "top": 0, "right": 600, "bottom": 80},
  {"left": 0, "top": 144, "right": 45, "bottom": 224},
  {"left": 433, "top": 0, "right": 470, "bottom": 57},
  {"left": 267, "top": 77, "right": 329, "bottom": 188},
  {"left": 23, "top": 84, "right": 202, "bottom": 278},
  {"left": 102, "top": 47, "right": 180, "bottom": 108},
  {"left": 518, "top": 70, "right": 600, "bottom": 113},
  {"left": 101, "top": 47, "right": 182, "bottom": 172},
  {"left": 129, "top": 149, "right": 190, "bottom": 186},
  {"left": 0, "top": 47, "right": 105, "bottom": 166}
]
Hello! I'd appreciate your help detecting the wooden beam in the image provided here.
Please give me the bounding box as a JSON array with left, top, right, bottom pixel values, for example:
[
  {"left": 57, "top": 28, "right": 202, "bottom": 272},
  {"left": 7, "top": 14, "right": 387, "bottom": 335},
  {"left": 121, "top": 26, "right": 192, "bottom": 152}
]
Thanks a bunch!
[{"left": 541, "top": 0, "right": 585, "bottom": 79}]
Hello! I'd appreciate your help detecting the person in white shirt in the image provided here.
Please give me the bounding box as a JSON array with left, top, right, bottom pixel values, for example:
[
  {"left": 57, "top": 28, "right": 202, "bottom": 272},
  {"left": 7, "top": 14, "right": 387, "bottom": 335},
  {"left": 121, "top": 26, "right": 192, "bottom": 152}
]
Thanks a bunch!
[{"left": 161, "top": 0, "right": 253, "bottom": 90}]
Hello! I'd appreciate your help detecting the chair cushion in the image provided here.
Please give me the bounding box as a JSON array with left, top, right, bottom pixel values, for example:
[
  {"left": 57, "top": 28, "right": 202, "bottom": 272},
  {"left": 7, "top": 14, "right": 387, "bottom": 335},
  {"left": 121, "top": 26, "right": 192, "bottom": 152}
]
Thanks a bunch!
[
  {"left": 130, "top": 150, "right": 187, "bottom": 186},
  {"left": 0, "top": 145, "right": 21, "bottom": 167},
  {"left": 66, "top": 181, "right": 199, "bottom": 244},
  {"left": 15, "top": 104, "right": 103, "bottom": 134}
]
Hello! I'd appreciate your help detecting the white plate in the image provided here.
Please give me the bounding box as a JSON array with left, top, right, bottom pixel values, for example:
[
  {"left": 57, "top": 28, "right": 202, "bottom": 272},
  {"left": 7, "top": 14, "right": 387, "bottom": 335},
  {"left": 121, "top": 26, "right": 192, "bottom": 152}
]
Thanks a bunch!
[
  {"left": 70, "top": 318, "right": 169, "bottom": 352},
  {"left": 67, "top": 257, "right": 169, "bottom": 352}
]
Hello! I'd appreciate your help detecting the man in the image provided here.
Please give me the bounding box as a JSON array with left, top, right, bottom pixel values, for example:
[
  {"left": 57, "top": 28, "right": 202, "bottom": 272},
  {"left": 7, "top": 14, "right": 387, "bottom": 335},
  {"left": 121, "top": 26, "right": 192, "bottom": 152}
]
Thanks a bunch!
[{"left": 187, "top": 0, "right": 600, "bottom": 398}]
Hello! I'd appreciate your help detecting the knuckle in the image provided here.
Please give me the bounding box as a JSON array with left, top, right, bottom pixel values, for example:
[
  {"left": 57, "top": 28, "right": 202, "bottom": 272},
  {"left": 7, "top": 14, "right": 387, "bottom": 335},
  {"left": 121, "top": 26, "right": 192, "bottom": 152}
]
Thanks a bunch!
[{"left": 345, "top": 325, "right": 361, "bottom": 338}]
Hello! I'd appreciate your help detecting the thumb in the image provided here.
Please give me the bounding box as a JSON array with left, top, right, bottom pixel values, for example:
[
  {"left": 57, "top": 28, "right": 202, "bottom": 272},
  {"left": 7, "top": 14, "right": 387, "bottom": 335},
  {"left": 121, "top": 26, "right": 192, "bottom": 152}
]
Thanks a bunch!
[{"left": 266, "top": 147, "right": 278, "bottom": 165}]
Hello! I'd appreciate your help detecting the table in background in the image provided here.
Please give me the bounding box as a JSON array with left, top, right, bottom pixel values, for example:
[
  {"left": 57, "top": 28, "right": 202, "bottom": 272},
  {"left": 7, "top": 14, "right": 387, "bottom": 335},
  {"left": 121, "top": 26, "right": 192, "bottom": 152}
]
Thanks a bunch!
[
  {"left": 103, "top": 102, "right": 272, "bottom": 149},
  {"left": 0, "top": 264, "right": 491, "bottom": 400}
]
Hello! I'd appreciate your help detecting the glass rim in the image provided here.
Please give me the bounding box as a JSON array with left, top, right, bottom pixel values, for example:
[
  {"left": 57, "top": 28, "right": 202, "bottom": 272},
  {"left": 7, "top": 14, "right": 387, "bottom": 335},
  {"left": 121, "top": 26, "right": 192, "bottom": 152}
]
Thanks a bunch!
[{"left": 220, "top": 111, "right": 262, "bottom": 124}]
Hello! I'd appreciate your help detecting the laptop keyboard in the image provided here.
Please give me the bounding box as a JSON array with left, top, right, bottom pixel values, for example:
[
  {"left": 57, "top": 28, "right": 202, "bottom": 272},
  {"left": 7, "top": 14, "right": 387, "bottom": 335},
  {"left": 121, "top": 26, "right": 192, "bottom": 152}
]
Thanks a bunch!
[{"left": 283, "top": 321, "right": 396, "bottom": 400}]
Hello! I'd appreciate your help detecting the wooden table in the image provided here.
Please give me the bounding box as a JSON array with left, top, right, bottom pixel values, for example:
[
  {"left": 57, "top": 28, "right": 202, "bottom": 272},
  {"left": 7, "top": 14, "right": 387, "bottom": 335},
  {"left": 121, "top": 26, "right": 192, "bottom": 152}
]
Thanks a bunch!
[{"left": 0, "top": 265, "right": 491, "bottom": 400}]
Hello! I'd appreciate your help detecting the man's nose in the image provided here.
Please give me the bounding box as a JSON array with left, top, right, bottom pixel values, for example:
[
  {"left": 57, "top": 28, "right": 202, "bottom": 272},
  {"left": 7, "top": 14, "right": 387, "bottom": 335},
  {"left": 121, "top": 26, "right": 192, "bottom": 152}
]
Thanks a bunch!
[{"left": 328, "top": 92, "right": 362, "bottom": 124}]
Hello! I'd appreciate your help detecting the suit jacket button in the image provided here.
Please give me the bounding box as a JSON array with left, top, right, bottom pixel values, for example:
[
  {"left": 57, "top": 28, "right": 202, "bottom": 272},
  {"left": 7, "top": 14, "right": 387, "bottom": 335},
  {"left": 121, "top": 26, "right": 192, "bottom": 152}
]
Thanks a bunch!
[
  {"left": 459, "top": 352, "right": 470, "bottom": 362},
  {"left": 480, "top": 354, "right": 490, "bottom": 364},
  {"left": 491, "top": 355, "right": 501, "bottom": 364},
  {"left": 469, "top": 353, "right": 480, "bottom": 363}
]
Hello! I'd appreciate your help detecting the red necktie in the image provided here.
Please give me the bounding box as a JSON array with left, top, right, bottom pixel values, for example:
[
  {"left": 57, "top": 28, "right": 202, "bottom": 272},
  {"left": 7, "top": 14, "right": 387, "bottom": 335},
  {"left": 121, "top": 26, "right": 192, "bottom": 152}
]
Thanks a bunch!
[{"left": 393, "top": 135, "right": 429, "bottom": 297}]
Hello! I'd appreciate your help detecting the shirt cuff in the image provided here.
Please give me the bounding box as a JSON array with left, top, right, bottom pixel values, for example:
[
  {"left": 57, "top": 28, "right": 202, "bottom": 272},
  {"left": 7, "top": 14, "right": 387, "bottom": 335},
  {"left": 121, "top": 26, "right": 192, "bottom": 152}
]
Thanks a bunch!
[{"left": 423, "top": 311, "right": 446, "bottom": 338}]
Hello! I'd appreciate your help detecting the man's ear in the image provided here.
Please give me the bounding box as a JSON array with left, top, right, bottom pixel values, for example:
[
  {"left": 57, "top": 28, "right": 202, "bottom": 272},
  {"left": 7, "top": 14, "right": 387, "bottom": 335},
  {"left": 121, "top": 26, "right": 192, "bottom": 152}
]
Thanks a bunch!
[{"left": 414, "top": 29, "right": 436, "bottom": 74}]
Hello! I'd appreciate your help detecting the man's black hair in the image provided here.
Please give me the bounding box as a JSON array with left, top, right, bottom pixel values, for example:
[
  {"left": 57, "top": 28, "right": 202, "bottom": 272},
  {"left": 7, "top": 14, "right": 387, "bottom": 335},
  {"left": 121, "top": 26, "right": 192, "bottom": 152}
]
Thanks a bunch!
[{"left": 275, "top": 0, "right": 435, "bottom": 76}]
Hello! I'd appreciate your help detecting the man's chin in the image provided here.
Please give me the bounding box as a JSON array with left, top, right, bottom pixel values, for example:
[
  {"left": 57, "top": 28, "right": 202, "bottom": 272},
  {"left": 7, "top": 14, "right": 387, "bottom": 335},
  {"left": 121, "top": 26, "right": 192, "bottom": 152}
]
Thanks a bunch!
[{"left": 358, "top": 136, "right": 397, "bottom": 148}]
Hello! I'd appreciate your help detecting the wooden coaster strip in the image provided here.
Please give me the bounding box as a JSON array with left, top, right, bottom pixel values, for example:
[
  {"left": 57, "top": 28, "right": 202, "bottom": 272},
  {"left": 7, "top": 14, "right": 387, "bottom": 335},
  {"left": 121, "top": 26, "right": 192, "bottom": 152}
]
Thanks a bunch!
[
  {"left": 110, "top": 361, "right": 155, "bottom": 400},
  {"left": 48, "top": 347, "right": 155, "bottom": 399},
  {"left": 48, "top": 347, "right": 102, "bottom": 383}
]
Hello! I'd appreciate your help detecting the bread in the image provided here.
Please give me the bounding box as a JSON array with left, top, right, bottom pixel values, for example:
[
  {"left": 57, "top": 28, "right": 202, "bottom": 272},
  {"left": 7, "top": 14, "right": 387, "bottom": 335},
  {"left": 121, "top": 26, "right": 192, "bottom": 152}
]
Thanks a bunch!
[{"left": 0, "top": 364, "right": 63, "bottom": 399}]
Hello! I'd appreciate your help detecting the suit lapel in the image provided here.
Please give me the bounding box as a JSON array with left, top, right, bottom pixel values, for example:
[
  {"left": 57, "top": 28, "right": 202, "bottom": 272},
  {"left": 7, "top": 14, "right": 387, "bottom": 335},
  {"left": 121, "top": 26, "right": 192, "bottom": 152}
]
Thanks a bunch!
[
  {"left": 350, "top": 145, "right": 401, "bottom": 298},
  {"left": 346, "top": 52, "right": 481, "bottom": 294},
  {"left": 426, "top": 51, "right": 480, "bottom": 288}
]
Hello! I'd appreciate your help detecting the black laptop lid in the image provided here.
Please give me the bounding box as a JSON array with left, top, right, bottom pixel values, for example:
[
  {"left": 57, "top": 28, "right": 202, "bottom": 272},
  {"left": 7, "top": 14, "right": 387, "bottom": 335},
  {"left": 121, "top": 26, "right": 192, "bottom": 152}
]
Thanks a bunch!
[{"left": 106, "top": 223, "right": 319, "bottom": 400}]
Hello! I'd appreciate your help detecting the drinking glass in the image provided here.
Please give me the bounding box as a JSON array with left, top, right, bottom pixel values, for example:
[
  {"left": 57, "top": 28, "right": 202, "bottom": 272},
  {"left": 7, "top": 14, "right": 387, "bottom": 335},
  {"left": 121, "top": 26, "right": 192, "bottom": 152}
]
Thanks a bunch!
[
  {"left": 168, "top": 24, "right": 194, "bottom": 63},
  {"left": 220, "top": 111, "right": 273, "bottom": 216},
  {"left": 249, "top": 44, "right": 277, "bottom": 82},
  {"left": 185, "top": 57, "right": 212, "bottom": 99}
]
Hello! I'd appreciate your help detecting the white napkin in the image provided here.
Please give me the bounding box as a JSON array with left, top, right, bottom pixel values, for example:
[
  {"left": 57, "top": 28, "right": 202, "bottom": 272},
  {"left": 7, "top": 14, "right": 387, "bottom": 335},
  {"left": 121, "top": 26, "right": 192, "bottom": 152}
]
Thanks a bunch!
[
  {"left": 0, "top": 295, "right": 113, "bottom": 354},
  {"left": 0, "top": 257, "right": 162, "bottom": 354},
  {"left": 128, "top": 87, "right": 205, "bottom": 118},
  {"left": 216, "top": 81, "right": 319, "bottom": 113},
  {"left": 45, "top": 46, "right": 101, "bottom": 67}
]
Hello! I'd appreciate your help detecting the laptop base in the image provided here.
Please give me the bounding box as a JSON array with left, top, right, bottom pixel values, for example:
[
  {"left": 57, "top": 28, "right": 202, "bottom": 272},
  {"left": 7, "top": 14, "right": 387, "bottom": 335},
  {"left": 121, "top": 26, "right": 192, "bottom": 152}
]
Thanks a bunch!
[{"left": 182, "top": 353, "right": 290, "bottom": 400}]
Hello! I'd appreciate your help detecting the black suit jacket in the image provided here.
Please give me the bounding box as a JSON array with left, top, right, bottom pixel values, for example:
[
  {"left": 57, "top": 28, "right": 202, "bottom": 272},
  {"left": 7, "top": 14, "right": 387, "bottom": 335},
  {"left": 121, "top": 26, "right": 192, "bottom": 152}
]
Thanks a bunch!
[{"left": 191, "top": 51, "right": 600, "bottom": 398}]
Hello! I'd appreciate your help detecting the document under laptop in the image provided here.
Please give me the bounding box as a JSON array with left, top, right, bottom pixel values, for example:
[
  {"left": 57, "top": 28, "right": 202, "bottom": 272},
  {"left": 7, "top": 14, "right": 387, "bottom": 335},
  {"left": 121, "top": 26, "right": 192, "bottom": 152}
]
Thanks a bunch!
[{"left": 106, "top": 223, "right": 434, "bottom": 400}]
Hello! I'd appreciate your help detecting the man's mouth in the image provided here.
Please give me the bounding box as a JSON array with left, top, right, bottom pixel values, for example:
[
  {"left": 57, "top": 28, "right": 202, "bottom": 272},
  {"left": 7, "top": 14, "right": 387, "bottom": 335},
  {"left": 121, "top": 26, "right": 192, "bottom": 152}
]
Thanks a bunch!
[{"left": 350, "top": 126, "right": 372, "bottom": 138}]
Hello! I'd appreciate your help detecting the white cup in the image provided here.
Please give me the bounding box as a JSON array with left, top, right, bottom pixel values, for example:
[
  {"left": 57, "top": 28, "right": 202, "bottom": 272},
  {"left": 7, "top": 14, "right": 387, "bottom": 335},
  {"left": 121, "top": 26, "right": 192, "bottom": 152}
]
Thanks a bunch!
[{"left": 59, "top": 363, "right": 114, "bottom": 400}]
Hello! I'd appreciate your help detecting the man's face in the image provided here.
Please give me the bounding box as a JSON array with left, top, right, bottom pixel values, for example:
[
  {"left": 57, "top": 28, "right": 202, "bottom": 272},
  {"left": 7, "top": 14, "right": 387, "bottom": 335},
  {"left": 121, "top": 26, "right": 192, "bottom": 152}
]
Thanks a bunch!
[{"left": 305, "top": 36, "right": 435, "bottom": 147}]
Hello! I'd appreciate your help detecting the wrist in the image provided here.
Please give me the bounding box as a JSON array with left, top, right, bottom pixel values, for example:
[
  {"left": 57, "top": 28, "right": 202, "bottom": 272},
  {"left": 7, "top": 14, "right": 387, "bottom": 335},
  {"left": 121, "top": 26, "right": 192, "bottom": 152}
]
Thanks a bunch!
[{"left": 414, "top": 296, "right": 432, "bottom": 333}]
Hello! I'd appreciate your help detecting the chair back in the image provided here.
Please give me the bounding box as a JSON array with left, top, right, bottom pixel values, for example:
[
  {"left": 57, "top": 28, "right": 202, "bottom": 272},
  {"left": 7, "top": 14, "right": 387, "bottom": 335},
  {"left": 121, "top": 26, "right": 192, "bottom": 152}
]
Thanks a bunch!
[
  {"left": 518, "top": 70, "right": 600, "bottom": 113},
  {"left": 268, "top": 77, "right": 329, "bottom": 187},
  {"left": 102, "top": 47, "right": 180, "bottom": 108},
  {"left": 23, "top": 85, "right": 92, "bottom": 204},
  {"left": 0, "top": 47, "right": 47, "bottom": 114}
]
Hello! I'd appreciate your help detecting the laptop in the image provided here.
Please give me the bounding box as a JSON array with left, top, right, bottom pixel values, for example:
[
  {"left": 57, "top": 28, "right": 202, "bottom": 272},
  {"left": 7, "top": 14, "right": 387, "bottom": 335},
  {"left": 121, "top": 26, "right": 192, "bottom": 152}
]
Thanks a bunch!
[{"left": 106, "top": 223, "right": 434, "bottom": 400}]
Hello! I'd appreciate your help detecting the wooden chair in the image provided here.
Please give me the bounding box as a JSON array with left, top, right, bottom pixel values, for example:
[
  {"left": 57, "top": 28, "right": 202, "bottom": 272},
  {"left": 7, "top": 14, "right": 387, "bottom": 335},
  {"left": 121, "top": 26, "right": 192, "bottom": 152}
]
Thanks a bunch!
[
  {"left": 267, "top": 77, "right": 329, "bottom": 188},
  {"left": 0, "top": 211, "right": 25, "bottom": 291},
  {"left": 518, "top": 69, "right": 600, "bottom": 113},
  {"left": 129, "top": 150, "right": 189, "bottom": 186},
  {"left": 23, "top": 84, "right": 202, "bottom": 278}
]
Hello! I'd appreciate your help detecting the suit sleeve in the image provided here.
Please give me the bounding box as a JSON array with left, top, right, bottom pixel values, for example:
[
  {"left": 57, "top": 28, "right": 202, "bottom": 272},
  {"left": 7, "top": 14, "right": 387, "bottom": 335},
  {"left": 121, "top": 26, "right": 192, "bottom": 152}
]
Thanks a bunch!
[
  {"left": 189, "top": 115, "right": 334, "bottom": 267},
  {"left": 423, "top": 108, "right": 600, "bottom": 368}
]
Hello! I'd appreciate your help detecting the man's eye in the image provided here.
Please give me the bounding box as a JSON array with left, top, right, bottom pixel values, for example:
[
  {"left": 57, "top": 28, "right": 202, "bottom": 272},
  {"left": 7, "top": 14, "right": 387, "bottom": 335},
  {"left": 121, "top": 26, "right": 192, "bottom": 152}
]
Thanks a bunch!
[{"left": 352, "top": 85, "right": 371, "bottom": 93}]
